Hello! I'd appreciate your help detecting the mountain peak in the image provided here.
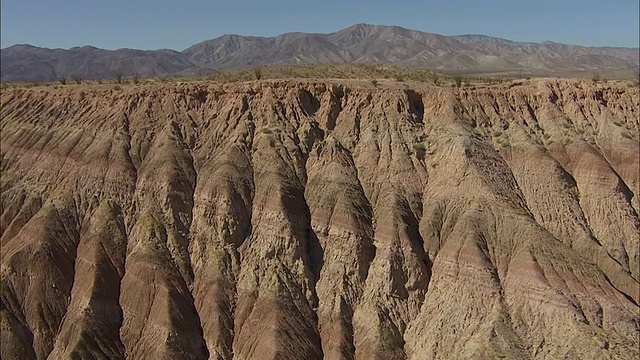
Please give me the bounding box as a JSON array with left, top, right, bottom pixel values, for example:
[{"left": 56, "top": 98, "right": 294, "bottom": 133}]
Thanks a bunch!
[{"left": 2, "top": 23, "right": 638, "bottom": 82}]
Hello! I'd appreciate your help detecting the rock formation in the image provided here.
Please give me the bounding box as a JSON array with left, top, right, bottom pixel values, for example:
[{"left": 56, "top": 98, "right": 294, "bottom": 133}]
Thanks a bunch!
[{"left": 1, "top": 79, "right": 638, "bottom": 359}]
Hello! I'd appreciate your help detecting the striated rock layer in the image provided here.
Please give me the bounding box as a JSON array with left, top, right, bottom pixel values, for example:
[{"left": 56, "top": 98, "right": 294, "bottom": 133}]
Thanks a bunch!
[{"left": 1, "top": 79, "right": 639, "bottom": 359}]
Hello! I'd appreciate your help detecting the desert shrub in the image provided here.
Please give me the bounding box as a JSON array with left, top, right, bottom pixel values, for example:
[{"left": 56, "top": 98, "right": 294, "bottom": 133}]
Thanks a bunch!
[
  {"left": 495, "top": 136, "right": 511, "bottom": 148},
  {"left": 114, "top": 72, "right": 123, "bottom": 84},
  {"left": 253, "top": 67, "right": 263, "bottom": 80},
  {"left": 59, "top": 77, "right": 67, "bottom": 85},
  {"left": 371, "top": 79, "right": 379, "bottom": 87},
  {"left": 412, "top": 142, "right": 426, "bottom": 151},
  {"left": 71, "top": 74, "right": 82, "bottom": 84},
  {"left": 453, "top": 75, "right": 463, "bottom": 87},
  {"left": 260, "top": 126, "right": 272, "bottom": 134},
  {"left": 412, "top": 142, "right": 427, "bottom": 159},
  {"left": 132, "top": 73, "right": 141, "bottom": 84},
  {"left": 429, "top": 72, "right": 441, "bottom": 86},
  {"left": 592, "top": 73, "right": 602, "bottom": 83}
]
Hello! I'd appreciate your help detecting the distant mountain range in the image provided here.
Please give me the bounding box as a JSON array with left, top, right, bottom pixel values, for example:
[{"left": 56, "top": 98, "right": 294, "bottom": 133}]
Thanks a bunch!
[{"left": 2, "top": 23, "right": 638, "bottom": 82}]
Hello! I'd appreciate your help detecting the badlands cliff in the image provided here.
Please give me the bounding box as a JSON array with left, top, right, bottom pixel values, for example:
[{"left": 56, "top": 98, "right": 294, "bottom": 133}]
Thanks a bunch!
[{"left": 1, "top": 79, "right": 639, "bottom": 359}]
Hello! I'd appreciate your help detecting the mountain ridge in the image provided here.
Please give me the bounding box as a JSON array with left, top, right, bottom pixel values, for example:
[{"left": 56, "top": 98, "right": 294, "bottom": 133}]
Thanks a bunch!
[{"left": 1, "top": 23, "right": 638, "bottom": 82}]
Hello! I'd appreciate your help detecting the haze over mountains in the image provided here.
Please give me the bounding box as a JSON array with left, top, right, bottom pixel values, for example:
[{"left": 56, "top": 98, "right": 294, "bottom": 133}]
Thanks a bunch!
[{"left": 2, "top": 23, "right": 639, "bottom": 82}]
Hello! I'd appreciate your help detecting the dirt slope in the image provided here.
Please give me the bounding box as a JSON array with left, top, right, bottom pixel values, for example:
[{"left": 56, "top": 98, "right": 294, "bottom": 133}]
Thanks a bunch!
[{"left": 1, "top": 79, "right": 638, "bottom": 359}]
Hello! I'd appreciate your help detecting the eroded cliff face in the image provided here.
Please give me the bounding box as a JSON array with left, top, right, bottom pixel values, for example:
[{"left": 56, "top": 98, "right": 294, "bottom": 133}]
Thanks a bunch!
[{"left": 1, "top": 79, "right": 638, "bottom": 360}]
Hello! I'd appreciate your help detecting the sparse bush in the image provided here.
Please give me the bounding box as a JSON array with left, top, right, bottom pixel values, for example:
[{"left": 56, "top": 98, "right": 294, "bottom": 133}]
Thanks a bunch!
[
  {"left": 429, "top": 72, "right": 441, "bottom": 86},
  {"left": 253, "top": 67, "right": 263, "bottom": 80},
  {"left": 470, "top": 129, "right": 483, "bottom": 140},
  {"left": 132, "top": 73, "right": 141, "bottom": 84},
  {"left": 59, "top": 77, "right": 67, "bottom": 85},
  {"left": 260, "top": 126, "right": 272, "bottom": 134},
  {"left": 495, "top": 136, "right": 508, "bottom": 147},
  {"left": 453, "top": 76, "right": 463, "bottom": 87},
  {"left": 412, "top": 142, "right": 427, "bottom": 159},
  {"left": 71, "top": 74, "right": 82, "bottom": 84},
  {"left": 114, "top": 72, "right": 123, "bottom": 84},
  {"left": 371, "top": 79, "right": 379, "bottom": 87},
  {"left": 412, "top": 142, "right": 426, "bottom": 151},
  {"left": 113, "top": 85, "right": 122, "bottom": 91},
  {"left": 592, "top": 73, "right": 602, "bottom": 83}
]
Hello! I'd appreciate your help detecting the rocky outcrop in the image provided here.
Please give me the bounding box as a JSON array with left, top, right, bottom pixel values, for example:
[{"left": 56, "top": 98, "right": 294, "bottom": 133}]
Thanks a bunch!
[{"left": 1, "top": 79, "right": 638, "bottom": 359}]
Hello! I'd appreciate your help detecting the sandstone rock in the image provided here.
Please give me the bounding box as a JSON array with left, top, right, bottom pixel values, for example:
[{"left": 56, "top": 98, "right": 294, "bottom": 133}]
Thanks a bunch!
[{"left": 1, "top": 79, "right": 638, "bottom": 359}]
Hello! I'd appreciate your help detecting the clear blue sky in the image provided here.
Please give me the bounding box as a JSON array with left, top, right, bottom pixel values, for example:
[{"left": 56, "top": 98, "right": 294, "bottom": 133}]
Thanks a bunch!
[{"left": 1, "top": 0, "right": 639, "bottom": 50}]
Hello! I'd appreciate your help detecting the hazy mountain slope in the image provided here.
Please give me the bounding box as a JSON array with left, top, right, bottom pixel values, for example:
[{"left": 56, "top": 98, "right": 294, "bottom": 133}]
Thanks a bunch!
[
  {"left": 0, "top": 79, "right": 639, "bottom": 359},
  {"left": 0, "top": 44, "right": 199, "bottom": 82},
  {"left": 2, "top": 24, "right": 638, "bottom": 82},
  {"left": 182, "top": 24, "right": 638, "bottom": 73}
]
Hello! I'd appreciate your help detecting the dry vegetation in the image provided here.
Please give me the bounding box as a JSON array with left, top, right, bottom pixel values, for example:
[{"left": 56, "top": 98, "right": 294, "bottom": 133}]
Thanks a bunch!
[
  {"left": 6, "top": 63, "right": 635, "bottom": 91},
  {"left": 198, "top": 64, "right": 521, "bottom": 86}
]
